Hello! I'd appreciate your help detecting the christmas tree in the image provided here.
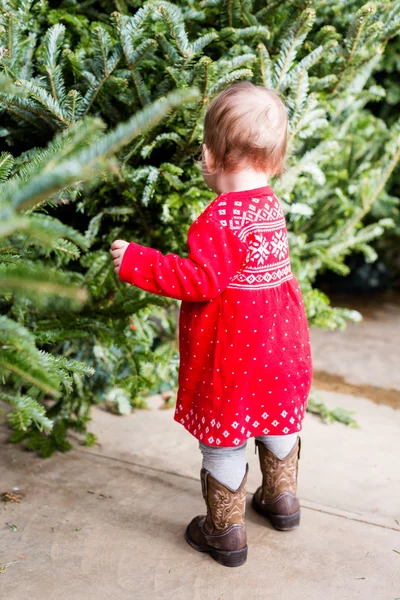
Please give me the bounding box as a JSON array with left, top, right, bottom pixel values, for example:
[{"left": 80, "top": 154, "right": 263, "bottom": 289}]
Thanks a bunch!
[{"left": 0, "top": 0, "right": 399, "bottom": 454}]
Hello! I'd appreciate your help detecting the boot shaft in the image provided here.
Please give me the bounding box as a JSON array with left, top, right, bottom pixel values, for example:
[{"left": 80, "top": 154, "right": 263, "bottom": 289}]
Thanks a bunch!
[
  {"left": 256, "top": 437, "right": 301, "bottom": 501},
  {"left": 201, "top": 465, "right": 248, "bottom": 533}
]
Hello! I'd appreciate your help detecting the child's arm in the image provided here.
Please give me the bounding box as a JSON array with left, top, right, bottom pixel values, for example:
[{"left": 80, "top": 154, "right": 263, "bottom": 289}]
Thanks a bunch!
[{"left": 111, "top": 216, "right": 246, "bottom": 302}]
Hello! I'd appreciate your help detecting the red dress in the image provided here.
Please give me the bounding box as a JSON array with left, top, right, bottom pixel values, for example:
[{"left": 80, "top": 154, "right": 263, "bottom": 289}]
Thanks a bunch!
[{"left": 119, "top": 186, "right": 313, "bottom": 447}]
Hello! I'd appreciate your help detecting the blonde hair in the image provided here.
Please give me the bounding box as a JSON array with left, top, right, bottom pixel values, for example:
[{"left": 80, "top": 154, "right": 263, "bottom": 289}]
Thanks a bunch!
[{"left": 203, "top": 81, "right": 288, "bottom": 176}]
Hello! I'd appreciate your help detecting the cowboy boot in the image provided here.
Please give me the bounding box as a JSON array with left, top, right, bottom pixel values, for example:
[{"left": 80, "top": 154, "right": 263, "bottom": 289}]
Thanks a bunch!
[
  {"left": 185, "top": 465, "right": 248, "bottom": 567},
  {"left": 252, "top": 437, "right": 301, "bottom": 531}
]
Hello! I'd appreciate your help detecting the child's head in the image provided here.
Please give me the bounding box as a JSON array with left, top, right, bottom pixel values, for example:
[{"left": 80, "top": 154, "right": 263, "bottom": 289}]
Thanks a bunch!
[{"left": 203, "top": 81, "right": 288, "bottom": 182}]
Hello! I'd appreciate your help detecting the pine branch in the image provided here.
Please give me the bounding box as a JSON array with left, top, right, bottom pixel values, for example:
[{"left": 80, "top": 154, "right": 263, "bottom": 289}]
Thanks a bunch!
[
  {"left": 113, "top": 12, "right": 156, "bottom": 107},
  {"left": 2, "top": 392, "right": 53, "bottom": 434},
  {"left": 339, "top": 131, "right": 400, "bottom": 237},
  {"left": 274, "top": 9, "right": 316, "bottom": 90},
  {"left": 0, "top": 152, "right": 14, "bottom": 182},
  {"left": 190, "top": 32, "right": 218, "bottom": 55},
  {"left": 0, "top": 91, "right": 58, "bottom": 131},
  {"left": 1, "top": 213, "right": 89, "bottom": 251},
  {"left": 185, "top": 56, "right": 212, "bottom": 148},
  {"left": 282, "top": 40, "right": 338, "bottom": 90},
  {"left": 7, "top": 88, "right": 200, "bottom": 213},
  {"left": 208, "top": 67, "right": 253, "bottom": 95},
  {"left": 153, "top": 1, "right": 191, "bottom": 57},
  {"left": 141, "top": 132, "right": 184, "bottom": 158},
  {"left": 0, "top": 263, "right": 88, "bottom": 302},
  {"left": 41, "top": 24, "right": 67, "bottom": 105},
  {"left": 332, "top": 3, "right": 380, "bottom": 94},
  {"left": 79, "top": 26, "right": 122, "bottom": 117},
  {"left": 257, "top": 43, "right": 274, "bottom": 89},
  {"left": 17, "top": 79, "right": 69, "bottom": 127}
]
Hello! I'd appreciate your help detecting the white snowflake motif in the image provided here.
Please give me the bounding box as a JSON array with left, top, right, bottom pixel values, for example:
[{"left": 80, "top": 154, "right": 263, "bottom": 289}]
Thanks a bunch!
[
  {"left": 246, "top": 431, "right": 251, "bottom": 438},
  {"left": 283, "top": 427, "right": 290, "bottom": 434},
  {"left": 211, "top": 419, "right": 216, "bottom": 427},
  {"left": 180, "top": 418, "right": 185, "bottom": 425},
  {"left": 205, "top": 427, "right": 209, "bottom": 434},
  {"left": 294, "top": 407, "right": 298, "bottom": 415},
  {"left": 262, "top": 412, "right": 269, "bottom": 420},
  {"left": 246, "top": 233, "right": 270, "bottom": 266},
  {"left": 270, "top": 230, "right": 288, "bottom": 260},
  {"left": 231, "top": 421, "right": 239, "bottom": 429},
  {"left": 201, "top": 417, "right": 205, "bottom": 424},
  {"left": 272, "top": 420, "right": 279, "bottom": 427},
  {"left": 281, "top": 410, "right": 288, "bottom": 418},
  {"left": 233, "top": 438, "right": 241, "bottom": 445},
  {"left": 245, "top": 415, "right": 251, "bottom": 423},
  {"left": 208, "top": 436, "right": 214, "bottom": 444},
  {"left": 290, "top": 417, "right": 295, "bottom": 424},
  {"left": 241, "top": 426, "right": 245, "bottom": 434},
  {"left": 223, "top": 430, "right": 229, "bottom": 438},
  {"left": 297, "top": 423, "right": 301, "bottom": 430},
  {"left": 263, "top": 428, "right": 270, "bottom": 435},
  {"left": 216, "top": 422, "right": 221, "bottom": 429},
  {"left": 216, "top": 438, "right": 221, "bottom": 445},
  {"left": 253, "top": 421, "right": 259, "bottom": 428}
]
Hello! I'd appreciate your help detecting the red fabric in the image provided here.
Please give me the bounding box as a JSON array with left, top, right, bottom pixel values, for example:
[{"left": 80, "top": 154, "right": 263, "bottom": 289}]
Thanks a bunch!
[{"left": 120, "top": 186, "right": 313, "bottom": 446}]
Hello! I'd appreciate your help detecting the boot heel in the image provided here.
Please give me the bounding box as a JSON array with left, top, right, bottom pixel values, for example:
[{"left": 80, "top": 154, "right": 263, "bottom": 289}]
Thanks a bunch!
[
  {"left": 268, "top": 511, "right": 300, "bottom": 531},
  {"left": 211, "top": 545, "right": 248, "bottom": 568}
]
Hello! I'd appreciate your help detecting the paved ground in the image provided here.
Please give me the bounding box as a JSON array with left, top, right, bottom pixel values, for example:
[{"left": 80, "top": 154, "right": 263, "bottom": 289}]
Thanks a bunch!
[
  {"left": 311, "top": 295, "right": 400, "bottom": 403},
  {"left": 1, "top": 298, "right": 400, "bottom": 599},
  {"left": 1, "top": 389, "right": 400, "bottom": 600}
]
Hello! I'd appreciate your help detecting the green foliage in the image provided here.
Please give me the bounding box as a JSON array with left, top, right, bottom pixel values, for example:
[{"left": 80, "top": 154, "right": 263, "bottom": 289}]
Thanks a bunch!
[
  {"left": 307, "top": 394, "right": 358, "bottom": 428},
  {"left": 0, "top": 71, "right": 198, "bottom": 453},
  {"left": 0, "top": 0, "right": 399, "bottom": 453}
]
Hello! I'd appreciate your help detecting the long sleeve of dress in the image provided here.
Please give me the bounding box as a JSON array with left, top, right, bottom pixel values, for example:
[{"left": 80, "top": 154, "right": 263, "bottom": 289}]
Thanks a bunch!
[{"left": 118, "top": 216, "right": 246, "bottom": 302}]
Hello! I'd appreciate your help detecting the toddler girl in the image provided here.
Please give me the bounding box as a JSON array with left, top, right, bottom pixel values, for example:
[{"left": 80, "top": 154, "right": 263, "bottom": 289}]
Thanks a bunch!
[{"left": 111, "top": 81, "right": 313, "bottom": 568}]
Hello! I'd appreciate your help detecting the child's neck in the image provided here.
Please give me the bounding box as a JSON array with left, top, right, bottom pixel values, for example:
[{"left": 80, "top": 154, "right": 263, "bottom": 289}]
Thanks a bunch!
[{"left": 212, "top": 169, "right": 270, "bottom": 195}]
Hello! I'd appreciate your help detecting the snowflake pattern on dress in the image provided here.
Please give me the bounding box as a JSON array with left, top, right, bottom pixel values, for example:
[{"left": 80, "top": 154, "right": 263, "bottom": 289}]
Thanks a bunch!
[
  {"left": 270, "top": 230, "right": 288, "bottom": 261},
  {"left": 247, "top": 233, "right": 270, "bottom": 265},
  {"left": 208, "top": 193, "right": 292, "bottom": 290}
]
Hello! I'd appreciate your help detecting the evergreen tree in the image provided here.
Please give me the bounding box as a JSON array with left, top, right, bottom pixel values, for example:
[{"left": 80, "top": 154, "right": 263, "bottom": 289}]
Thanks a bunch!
[
  {"left": 0, "top": 77, "right": 199, "bottom": 454},
  {"left": 0, "top": 0, "right": 399, "bottom": 453}
]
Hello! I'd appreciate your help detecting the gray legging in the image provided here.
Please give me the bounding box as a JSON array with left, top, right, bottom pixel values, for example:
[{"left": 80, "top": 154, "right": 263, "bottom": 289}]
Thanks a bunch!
[{"left": 200, "top": 433, "right": 297, "bottom": 491}]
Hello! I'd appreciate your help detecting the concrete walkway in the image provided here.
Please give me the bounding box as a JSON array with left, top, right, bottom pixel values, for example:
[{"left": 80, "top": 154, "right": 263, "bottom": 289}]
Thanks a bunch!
[
  {"left": 310, "top": 294, "right": 400, "bottom": 406},
  {"left": 1, "top": 389, "right": 400, "bottom": 600}
]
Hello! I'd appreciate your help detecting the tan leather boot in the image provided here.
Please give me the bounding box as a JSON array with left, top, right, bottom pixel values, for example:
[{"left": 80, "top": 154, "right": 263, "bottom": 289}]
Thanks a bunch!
[
  {"left": 185, "top": 465, "right": 248, "bottom": 567},
  {"left": 252, "top": 437, "right": 301, "bottom": 531}
]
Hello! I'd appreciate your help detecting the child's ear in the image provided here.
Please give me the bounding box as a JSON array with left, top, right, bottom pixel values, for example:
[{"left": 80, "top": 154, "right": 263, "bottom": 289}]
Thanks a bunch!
[{"left": 202, "top": 144, "right": 213, "bottom": 173}]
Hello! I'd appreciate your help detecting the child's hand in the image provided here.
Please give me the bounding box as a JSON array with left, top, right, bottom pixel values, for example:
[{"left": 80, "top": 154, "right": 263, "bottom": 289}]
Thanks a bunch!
[{"left": 111, "top": 240, "right": 129, "bottom": 275}]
